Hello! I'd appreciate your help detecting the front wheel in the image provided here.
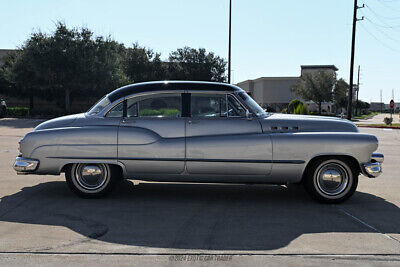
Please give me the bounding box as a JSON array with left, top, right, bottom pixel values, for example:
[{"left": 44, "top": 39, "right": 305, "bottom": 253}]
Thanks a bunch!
[
  {"left": 65, "top": 163, "right": 119, "bottom": 198},
  {"left": 303, "top": 158, "right": 359, "bottom": 203}
]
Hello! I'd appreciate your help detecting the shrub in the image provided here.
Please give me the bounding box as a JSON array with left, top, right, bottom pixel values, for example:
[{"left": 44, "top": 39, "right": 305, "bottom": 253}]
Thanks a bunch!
[
  {"left": 384, "top": 117, "right": 393, "bottom": 125},
  {"left": 288, "top": 99, "right": 302, "bottom": 114},
  {"left": 281, "top": 108, "right": 287, "bottom": 114},
  {"left": 294, "top": 102, "right": 309, "bottom": 115},
  {"left": 6, "top": 107, "right": 30, "bottom": 117}
]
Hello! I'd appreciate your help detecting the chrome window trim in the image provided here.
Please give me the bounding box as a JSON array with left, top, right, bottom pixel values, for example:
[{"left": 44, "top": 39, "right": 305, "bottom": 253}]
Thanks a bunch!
[
  {"left": 189, "top": 91, "right": 249, "bottom": 119},
  {"left": 102, "top": 90, "right": 249, "bottom": 118},
  {"left": 102, "top": 90, "right": 185, "bottom": 117}
]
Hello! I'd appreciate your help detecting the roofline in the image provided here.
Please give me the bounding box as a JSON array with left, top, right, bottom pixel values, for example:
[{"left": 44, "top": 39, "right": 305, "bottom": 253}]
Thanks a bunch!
[
  {"left": 301, "top": 65, "right": 339, "bottom": 71},
  {"left": 107, "top": 81, "right": 243, "bottom": 102},
  {"left": 236, "top": 76, "right": 300, "bottom": 85}
]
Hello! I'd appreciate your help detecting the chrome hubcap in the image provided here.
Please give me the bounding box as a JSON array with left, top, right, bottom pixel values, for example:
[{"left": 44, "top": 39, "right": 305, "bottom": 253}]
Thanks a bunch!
[
  {"left": 75, "top": 164, "right": 108, "bottom": 190},
  {"left": 316, "top": 163, "right": 349, "bottom": 196}
]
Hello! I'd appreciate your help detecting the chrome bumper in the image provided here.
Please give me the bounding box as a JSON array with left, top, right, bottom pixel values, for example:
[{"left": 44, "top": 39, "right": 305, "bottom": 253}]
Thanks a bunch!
[
  {"left": 13, "top": 157, "right": 39, "bottom": 174},
  {"left": 361, "top": 153, "right": 384, "bottom": 178}
]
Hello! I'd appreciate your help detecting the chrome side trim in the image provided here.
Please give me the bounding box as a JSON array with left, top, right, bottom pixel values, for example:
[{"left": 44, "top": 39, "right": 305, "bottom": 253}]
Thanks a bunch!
[
  {"left": 13, "top": 157, "right": 39, "bottom": 173},
  {"left": 47, "top": 156, "right": 305, "bottom": 164}
]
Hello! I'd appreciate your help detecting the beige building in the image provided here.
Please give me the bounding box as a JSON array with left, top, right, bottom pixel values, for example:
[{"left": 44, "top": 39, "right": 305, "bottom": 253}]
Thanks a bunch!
[{"left": 236, "top": 65, "right": 338, "bottom": 112}]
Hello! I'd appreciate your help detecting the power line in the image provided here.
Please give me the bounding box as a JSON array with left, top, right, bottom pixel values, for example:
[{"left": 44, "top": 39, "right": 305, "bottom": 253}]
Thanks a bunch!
[
  {"left": 365, "top": 4, "right": 400, "bottom": 20},
  {"left": 364, "top": 17, "right": 400, "bottom": 41},
  {"left": 364, "top": 16, "right": 400, "bottom": 28},
  {"left": 359, "top": 23, "right": 400, "bottom": 52},
  {"left": 375, "top": 0, "right": 400, "bottom": 12}
]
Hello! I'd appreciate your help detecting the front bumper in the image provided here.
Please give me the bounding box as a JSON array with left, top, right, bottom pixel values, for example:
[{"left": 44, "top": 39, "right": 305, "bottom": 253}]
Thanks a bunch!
[
  {"left": 13, "top": 157, "right": 39, "bottom": 174},
  {"left": 361, "top": 153, "right": 384, "bottom": 178}
]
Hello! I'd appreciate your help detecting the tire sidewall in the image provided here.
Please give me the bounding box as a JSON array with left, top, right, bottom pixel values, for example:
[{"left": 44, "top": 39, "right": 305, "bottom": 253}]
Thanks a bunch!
[
  {"left": 305, "top": 158, "right": 358, "bottom": 203},
  {"left": 66, "top": 163, "right": 115, "bottom": 198}
]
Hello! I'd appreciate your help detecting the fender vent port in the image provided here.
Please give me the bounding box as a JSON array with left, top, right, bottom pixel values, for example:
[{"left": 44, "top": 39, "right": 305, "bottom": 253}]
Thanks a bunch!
[
  {"left": 281, "top": 126, "right": 289, "bottom": 130},
  {"left": 271, "top": 126, "right": 278, "bottom": 130},
  {"left": 292, "top": 126, "right": 299, "bottom": 131}
]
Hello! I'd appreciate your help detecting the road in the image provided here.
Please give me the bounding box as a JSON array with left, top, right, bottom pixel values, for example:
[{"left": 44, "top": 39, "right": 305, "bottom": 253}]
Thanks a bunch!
[{"left": 0, "top": 118, "right": 399, "bottom": 266}]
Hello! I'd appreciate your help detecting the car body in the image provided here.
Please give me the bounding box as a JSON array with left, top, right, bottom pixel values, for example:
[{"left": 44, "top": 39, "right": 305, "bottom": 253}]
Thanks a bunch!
[{"left": 14, "top": 81, "right": 384, "bottom": 202}]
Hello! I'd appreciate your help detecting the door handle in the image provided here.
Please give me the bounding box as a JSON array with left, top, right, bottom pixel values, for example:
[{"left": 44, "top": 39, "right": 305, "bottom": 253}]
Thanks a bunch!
[
  {"left": 187, "top": 120, "right": 199, "bottom": 125},
  {"left": 122, "top": 119, "right": 136, "bottom": 124}
]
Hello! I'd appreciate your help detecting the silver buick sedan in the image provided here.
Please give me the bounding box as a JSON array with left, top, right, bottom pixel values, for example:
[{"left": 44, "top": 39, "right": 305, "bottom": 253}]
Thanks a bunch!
[{"left": 13, "top": 81, "right": 383, "bottom": 203}]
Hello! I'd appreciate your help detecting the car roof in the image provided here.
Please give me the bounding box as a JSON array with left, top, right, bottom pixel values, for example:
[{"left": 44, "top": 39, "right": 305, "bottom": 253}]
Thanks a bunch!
[{"left": 108, "top": 81, "right": 243, "bottom": 102}]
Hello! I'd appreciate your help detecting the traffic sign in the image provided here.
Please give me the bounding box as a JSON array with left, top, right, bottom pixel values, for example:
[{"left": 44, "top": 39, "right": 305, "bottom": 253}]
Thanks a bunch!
[{"left": 390, "top": 99, "right": 395, "bottom": 109}]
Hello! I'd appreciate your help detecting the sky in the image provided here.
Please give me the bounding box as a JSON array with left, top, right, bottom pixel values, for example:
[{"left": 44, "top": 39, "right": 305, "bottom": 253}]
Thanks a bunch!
[{"left": 1, "top": 0, "right": 399, "bottom": 103}]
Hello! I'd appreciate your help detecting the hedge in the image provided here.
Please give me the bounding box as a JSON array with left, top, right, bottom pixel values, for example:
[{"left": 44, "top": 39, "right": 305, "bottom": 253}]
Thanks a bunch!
[{"left": 6, "top": 107, "right": 30, "bottom": 117}]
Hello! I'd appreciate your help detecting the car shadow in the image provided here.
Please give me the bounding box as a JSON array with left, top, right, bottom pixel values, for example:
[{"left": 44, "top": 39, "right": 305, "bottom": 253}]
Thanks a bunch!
[{"left": 0, "top": 180, "right": 399, "bottom": 250}]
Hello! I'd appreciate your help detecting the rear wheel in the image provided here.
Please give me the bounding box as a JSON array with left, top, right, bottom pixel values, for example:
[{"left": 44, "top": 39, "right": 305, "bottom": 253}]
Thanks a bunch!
[
  {"left": 304, "top": 158, "right": 359, "bottom": 203},
  {"left": 65, "top": 163, "right": 119, "bottom": 198}
]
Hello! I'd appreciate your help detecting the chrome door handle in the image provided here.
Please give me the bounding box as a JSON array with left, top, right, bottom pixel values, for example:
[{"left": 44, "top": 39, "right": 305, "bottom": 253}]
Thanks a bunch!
[{"left": 122, "top": 119, "right": 136, "bottom": 124}]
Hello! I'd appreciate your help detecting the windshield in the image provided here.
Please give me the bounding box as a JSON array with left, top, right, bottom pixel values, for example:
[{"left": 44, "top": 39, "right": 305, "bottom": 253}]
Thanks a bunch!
[
  {"left": 87, "top": 96, "right": 111, "bottom": 115},
  {"left": 237, "top": 92, "right": 266, "bottom": 117}
]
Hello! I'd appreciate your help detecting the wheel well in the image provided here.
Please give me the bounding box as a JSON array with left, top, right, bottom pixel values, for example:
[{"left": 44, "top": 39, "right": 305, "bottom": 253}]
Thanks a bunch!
[
  {"left": 301, "top": 155, "right": 361, "bottom": 183},
  {"left": 60, "top": 163, "right": 124, "bottom": 178}
]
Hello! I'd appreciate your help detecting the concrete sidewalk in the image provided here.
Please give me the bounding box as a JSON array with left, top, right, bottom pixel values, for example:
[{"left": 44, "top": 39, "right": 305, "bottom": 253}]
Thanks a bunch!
[{"left": 356, "top": 113, "right": 399, "bottom": 125}]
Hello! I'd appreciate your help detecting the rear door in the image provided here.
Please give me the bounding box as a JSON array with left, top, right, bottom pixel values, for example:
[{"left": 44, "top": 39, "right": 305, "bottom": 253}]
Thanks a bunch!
[
  {"left": 117, "top": 92, "right": 185, "bottom": 176},
  {"left": 185, "top": 92, "right": 272, "bottom": 176}
]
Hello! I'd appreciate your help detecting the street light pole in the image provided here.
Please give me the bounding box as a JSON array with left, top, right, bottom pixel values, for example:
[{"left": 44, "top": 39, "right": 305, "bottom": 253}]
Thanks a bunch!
[{"left": 228, "top": 0, "right": 232, "bottom": 84}]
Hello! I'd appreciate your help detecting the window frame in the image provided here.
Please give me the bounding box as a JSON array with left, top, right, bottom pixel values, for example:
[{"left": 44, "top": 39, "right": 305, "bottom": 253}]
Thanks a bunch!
[
  {"left": 188, "top": 91, "right": 248, "bottom": 119},
  {"left": 104, "top": 91, "right": 185, "bottom": 119}
]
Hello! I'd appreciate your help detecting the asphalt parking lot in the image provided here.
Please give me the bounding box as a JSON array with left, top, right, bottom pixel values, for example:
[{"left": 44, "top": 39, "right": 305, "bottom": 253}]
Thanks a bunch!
[{"left": 0, "top": 118, "right": 399, "bottom": 266}]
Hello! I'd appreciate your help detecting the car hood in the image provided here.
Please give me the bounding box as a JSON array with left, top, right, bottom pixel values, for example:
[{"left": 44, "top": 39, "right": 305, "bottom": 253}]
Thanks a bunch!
[
  {"left": 260, "top": 113, "right": 358, "bottom": 132},
  {"left": 34, "top": 113, "right": 86, "bottom": 131}
]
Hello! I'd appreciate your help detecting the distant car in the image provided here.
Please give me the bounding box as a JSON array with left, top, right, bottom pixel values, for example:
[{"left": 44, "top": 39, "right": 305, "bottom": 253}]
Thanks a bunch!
[{"left": 13, "top": 81, "right": 384, "bottom": 203}]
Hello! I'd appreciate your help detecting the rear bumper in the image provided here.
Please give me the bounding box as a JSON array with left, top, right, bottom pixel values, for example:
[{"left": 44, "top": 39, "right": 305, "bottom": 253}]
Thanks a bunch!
[
  {"left": 13, "top": 157, "right": 39, "bottom": 174},
  {"left": 361, "top": 153, "right": 384, "bottom": 178}
]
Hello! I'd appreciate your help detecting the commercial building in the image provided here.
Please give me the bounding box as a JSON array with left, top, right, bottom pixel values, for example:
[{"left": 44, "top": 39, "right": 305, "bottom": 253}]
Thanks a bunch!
[{"left": 236, "top": 65, "right": 338, "bottom": 113}]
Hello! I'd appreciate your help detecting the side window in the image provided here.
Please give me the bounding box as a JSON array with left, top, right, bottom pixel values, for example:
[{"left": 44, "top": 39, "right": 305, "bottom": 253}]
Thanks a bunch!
[
  {"left": 227, "top": 95, "right": 246, "bottom": 117},
  {"left": 106, "top": 102, "right": 124, "bottom": 118},
  {"left": 191, "top": 94, "right": 227, "bottom": 117},
  {"left": 127, "top": 93, "right": 182, "bottom": 118}
]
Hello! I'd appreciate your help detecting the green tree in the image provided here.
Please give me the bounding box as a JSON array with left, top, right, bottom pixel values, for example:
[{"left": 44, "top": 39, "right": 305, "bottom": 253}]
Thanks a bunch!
[
  {"left": 167, "top": 47, "right": 227, "bottom": 82},
  {"left": 333, "top": 78, "right": 348, "bottom": 112},
  {"left": 291, "top": 71, "right": 335, "bottom": 115},
  {"left": 123, "top": 43, "right": 166, "bottom": 82},
  {"left": 4, "top": 22, "right": 129, "bottom": 114}
]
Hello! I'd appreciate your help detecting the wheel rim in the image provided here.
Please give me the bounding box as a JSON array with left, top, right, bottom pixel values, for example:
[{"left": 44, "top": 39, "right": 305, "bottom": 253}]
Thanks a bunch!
[
  {"left": 75, "top": 163, "right": 108, "bottom": 190},
  {"left": 316, "top": 163, "right": 349, "bottom": 196}
]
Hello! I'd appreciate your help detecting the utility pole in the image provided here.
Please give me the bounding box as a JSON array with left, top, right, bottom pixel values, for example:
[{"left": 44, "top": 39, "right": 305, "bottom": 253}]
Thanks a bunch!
[
  {"left": 380, "top": 90, "right": 383, "bottom": 113},
  {"left": 347, "top": 0, "right": 364, "bottom": 120},
  {"left": 228, "top": 0, "right": 232, "bottom": 84},
  {"left": 355, "top": 65, "right": 360, "bottom": 116}
]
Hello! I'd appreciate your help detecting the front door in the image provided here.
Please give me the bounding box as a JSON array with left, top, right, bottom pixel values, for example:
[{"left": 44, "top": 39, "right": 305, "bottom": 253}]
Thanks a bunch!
[
  {"left": 117, "top": 92, "right": 185, "bottom": 176},
  {"left": 185, "top": 93, "right": 272, "bottom": 176}
]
